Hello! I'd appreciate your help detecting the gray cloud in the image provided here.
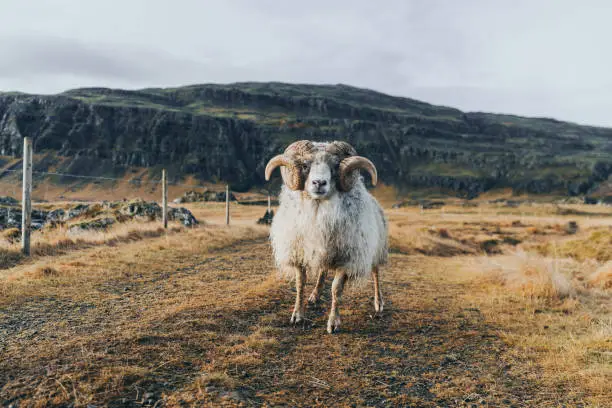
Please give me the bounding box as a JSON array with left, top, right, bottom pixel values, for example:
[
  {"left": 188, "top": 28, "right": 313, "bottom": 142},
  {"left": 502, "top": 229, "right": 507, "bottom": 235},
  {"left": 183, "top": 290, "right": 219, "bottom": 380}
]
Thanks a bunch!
[{"left": 0, "top": 0, "right": 611, "bottom": 126}]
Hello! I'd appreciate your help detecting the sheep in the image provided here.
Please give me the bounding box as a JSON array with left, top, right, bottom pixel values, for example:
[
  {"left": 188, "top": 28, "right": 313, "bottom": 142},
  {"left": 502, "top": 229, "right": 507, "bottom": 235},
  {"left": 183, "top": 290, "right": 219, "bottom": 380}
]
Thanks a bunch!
[{"left": 264, "top": 140, "right": 388, "bottom": 333}]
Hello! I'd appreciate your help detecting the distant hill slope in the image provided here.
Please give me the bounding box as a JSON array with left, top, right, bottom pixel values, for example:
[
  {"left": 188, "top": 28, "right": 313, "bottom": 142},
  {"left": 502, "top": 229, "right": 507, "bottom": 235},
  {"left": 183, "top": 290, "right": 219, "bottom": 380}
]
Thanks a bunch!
[{"left": 1, "top": 82, "right": 611, "bottom": 198}]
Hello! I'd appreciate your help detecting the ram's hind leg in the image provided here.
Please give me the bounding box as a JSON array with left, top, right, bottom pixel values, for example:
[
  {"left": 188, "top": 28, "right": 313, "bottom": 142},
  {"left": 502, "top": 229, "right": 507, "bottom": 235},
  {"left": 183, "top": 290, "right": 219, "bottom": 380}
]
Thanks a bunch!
[
  {"left": 308, "top": 269, "right": 326, "bottom": 304},
  {"left": 290, "top": 266, "right": 306, "bottom": 324},
  {"left": 327, "top": 271, "right": 347, "bottom": 334},
  {"left": 372, "top": 266, "right": 384, "bottom": 313}
]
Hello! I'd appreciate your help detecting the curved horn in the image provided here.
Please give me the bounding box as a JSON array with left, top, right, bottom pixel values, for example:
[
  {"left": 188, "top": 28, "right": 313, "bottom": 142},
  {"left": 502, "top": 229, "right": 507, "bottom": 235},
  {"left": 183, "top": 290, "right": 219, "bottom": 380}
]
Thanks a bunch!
[
  {"left": 264, "top": 154, "right": 303, "bottom": 191},
  {"left": 339, "top": 156, "right": 378, "bottom": 191}
]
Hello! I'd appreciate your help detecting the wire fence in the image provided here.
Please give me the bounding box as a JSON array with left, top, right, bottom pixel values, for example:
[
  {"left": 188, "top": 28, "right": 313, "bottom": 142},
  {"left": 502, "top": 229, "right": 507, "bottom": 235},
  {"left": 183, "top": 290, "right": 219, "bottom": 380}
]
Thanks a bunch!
[
  {"left": 1, "top": 166, "right": 227, "bottom": 194},
  {"left": 1, "top": 138, "right": 238, "bottom": 255}
]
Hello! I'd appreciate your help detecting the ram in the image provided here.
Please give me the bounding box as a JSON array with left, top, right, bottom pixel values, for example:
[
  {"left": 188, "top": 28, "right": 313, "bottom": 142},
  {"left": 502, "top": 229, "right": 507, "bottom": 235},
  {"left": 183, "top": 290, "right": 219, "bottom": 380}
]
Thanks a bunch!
[{"left": 265, "top": 140, "right": 388, "bottom": 333}]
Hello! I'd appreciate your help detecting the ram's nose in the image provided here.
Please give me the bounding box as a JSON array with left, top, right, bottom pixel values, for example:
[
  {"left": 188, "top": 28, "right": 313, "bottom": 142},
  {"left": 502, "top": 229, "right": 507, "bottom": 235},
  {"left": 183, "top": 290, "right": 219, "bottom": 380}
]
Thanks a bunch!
[{"left": 312, "top": 179, "right": 328, "bottom": 188}]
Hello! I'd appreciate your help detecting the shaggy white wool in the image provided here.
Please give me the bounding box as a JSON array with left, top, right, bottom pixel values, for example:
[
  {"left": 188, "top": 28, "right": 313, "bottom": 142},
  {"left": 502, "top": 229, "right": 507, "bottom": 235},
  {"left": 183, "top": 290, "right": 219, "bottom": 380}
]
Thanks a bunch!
[{"left": 270, "top": 166, "right": 388, "bottom": 282}]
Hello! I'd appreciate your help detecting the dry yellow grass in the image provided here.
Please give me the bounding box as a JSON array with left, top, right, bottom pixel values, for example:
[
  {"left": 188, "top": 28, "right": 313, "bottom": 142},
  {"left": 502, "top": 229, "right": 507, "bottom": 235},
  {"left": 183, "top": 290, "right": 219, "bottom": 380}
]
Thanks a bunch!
[
  {"left": 0, "top": 220, "right": 186, "bottom": 275},
  {"left": 588, "top": 261, "right": 612, "bottom": 290},
  {"left": 463, "top": 250, "right": 611, "bottom": 406},
  {"left": 533, "top": 227, "right": 612, "bottom": 262},
  {"left": 0, "top": 199, "right": 610, "bottom": 406},
  {"left": 477, "top": 250, "right": 575, "bottom": 300}
]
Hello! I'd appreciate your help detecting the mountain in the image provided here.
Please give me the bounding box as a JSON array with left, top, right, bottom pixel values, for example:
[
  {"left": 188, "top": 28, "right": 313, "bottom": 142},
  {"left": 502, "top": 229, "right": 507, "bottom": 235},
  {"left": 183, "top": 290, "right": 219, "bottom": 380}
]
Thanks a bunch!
[{"left": 1, "top": 82, "right": 611, "bottom": 198}]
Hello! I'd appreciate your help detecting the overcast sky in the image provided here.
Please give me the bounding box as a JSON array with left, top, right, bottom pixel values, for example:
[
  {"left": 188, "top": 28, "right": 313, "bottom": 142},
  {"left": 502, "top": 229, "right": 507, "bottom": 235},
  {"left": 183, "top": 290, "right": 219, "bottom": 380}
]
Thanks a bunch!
[{"left": 1, "top": 0, "right": 611, "bottom": 126}]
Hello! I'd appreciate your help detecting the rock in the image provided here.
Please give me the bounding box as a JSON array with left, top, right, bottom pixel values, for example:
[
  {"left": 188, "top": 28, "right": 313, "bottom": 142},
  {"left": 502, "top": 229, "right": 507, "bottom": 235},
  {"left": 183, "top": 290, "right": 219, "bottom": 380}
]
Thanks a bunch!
[
  {"left": 0, "top": 196, "right": 18, "bottom": 206},
  {"left": 119, "top": 199, "right": 162, "bottom": 220},
  {"left": 175, "top": 190, "right": 236, "bottom": 203},
  {"left": 69, "top": 217, "right": 115, "bottom": 233},
  {"left": 3, "top": 199, "right": 198, "bottom": 231},
  {"left": 505, "top": 200, "right": 521, "bottom": 208},
  {"left": 390, "top": 199, "right": 445, "bottom": 209},
  {"left": 46, "top": 208, "right": 66, "bottom": 223},
  {"left": 257, "top": 209, "right": 274, "bottom": 225},
  {"left": 0, "top": 207, "right": 20, "bottom": 230},
  {"left": 65, "top": 204, "right": 93, "bottom": 219},
  {"left": 168, "top": 207, "right": 198, "bottom": 226},
  {"left": 565, "top": 221, "right": 579, "bottom": 235},
  {"left": 0, "top": 207, "right": 47, "bottom": 231}
]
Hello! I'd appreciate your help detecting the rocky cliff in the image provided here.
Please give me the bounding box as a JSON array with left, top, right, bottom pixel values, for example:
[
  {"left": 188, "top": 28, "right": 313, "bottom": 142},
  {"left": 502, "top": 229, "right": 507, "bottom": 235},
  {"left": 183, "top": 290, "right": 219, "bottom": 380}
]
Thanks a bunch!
[{"left": 1, "top": 82, "right": 611, "bottom": 198}]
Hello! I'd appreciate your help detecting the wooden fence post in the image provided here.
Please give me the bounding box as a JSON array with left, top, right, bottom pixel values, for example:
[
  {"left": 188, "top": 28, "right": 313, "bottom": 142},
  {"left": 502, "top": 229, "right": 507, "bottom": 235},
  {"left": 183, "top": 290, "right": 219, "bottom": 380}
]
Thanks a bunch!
[
  {"left": 162, "top": 169, "right": 168, "bottom": 229},
  {"left": 21, "top": 137, "right": 32, "bottom": 255},
  {"left": 225, "top": 185, "right": 230, "bottom": 225}
]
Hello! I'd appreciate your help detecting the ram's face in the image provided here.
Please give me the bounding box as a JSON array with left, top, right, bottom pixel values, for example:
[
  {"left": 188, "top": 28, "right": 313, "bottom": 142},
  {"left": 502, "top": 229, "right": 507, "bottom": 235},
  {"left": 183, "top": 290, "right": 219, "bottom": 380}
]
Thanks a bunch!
[
  {"left": 264, "top": 140, "right": 378, "bottom": 198},
  {"left": 302, "top": 152, "right": 339, "bottom": 200}
]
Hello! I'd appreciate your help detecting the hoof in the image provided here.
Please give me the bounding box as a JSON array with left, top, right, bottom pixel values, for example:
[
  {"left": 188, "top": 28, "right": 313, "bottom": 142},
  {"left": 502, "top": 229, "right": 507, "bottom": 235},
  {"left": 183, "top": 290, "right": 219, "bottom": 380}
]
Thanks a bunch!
[
  {"left": 290, "top": 310, "right": 303, "bottom": 325},
  {"left": 308, "top": 291, "right": 320, "bottom": 304},
  {"left": 374, "top": 299, "right": 384, "bottom": 313},
  {"left": 326, "top": 315, "right": 341, "bottom": 334}
]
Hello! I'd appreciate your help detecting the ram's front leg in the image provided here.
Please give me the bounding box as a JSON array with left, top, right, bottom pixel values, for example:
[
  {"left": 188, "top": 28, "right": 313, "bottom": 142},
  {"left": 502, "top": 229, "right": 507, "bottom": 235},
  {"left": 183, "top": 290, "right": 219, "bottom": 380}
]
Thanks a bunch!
[
  {"left": 308, "top": 268, "right": 326, "bottom": 304},
  {"left": 372, "top": 266, "right": 384, "bottom": 313},
  {"left": 290, "top": 265, "right": 307, "bottom": 324},
  {"left": 327, "top": 270, "right": 347, "bottom": 334}
]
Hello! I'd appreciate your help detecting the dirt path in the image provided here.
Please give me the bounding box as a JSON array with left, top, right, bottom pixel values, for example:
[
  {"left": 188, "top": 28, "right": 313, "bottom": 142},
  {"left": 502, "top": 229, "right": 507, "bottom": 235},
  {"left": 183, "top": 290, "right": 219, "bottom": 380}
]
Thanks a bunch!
[{"left": 0, "top": 235, "right": 579, "bottom": 407}]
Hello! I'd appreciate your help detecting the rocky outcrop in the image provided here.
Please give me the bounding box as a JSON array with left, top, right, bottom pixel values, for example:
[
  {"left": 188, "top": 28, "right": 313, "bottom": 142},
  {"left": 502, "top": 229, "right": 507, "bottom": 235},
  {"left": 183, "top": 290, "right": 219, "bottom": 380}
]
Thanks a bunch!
[
  {"left": 69, "top": 217, "right": 116, "bottom": 233},
  {"left": 0, "top": 199, "right": 198, "bottom": 232},
  {"left": 1, "top": 83, "right": 612, "bottom": 197},
  {"left": 0, "top": 207, "right": 48, "bottom": 231},
  {"left": 173, "top": 190, "right": 236, "bottom": 204},
  {"left": 0, "top": 196, "right": 19, "bottom": 206}
]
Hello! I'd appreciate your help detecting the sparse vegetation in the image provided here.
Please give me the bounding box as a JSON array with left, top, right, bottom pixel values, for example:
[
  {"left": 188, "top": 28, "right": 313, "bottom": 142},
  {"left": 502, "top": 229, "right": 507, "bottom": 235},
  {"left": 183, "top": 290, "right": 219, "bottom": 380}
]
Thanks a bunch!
[
  {"left": 0, "top": 199, "right": 610, "bottom": 406},
  {"left": 533, "top": 227, "right": 612, "bottom": 262}
]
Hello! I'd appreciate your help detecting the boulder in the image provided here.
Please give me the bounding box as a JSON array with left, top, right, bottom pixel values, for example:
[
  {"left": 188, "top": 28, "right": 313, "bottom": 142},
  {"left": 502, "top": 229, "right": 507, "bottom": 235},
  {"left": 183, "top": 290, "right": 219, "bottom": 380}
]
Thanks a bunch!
[
  {"left": 0, "top": 196, "right": 19, "bottom": 206},
  {"left": 257, "top": 209, "right": 274, "bottom": 225},
  {"left": 168, "top": 207, "right": 199, "bottom": 226},
  {"left": 119, "top": 199, "right": 162, "bottom": 220},
  {"left": 0, "top": 207, "right": 47, "bottom": 231},
  {"left": 565, "top": 221, "right": 579, "bottom": 235},
  {"left": 46, "top": 208, "right": 66, "bottom": 223}
]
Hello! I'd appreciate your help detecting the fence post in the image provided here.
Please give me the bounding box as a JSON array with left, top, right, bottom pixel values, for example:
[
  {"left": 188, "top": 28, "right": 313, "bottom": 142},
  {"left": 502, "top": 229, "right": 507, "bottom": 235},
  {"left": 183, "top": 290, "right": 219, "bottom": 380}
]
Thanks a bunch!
[
  {"left": 225, "top": 185, "right": 230, "bottom": 225},
  {"left": 21, "top": 137, "right": 33, "bottom": 255},
  {"left": 162, "top": 169, "right": 168, "bottom": 229}
]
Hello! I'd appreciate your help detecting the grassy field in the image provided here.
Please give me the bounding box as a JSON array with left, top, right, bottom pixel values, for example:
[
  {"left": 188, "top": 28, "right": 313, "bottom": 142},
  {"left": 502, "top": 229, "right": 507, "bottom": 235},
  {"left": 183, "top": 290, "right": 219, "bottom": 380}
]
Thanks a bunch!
[{"left": 0, "top": 199, "right": 610, "bottom": 407}]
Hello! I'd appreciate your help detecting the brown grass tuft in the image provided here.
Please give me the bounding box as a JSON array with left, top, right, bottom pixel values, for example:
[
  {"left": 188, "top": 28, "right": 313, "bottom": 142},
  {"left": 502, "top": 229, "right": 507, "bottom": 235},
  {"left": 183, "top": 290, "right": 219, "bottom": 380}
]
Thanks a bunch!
[
  {"left": 2, "top": 228, "right": 20, "bottom": 243},
  {"left": 479, "top": 251, "right": 574, "bottom": 300},
  {"left": 587, "top": 261, "right": 612, "bottom": 290},
  {"left": 197, "top": 372, "right": 237, "bottom": 389},
  {"left": 436, "top": 227, "right": 451, "bottom": 239},
  {"left": 526, "top": 226, "right": 541, "bottom": 235},
  {"left": 26, "top": 266, "right": 61, "bottom": 279},
  {"left": 534, "top": 228, "right": 612, "bottom": 262}
]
